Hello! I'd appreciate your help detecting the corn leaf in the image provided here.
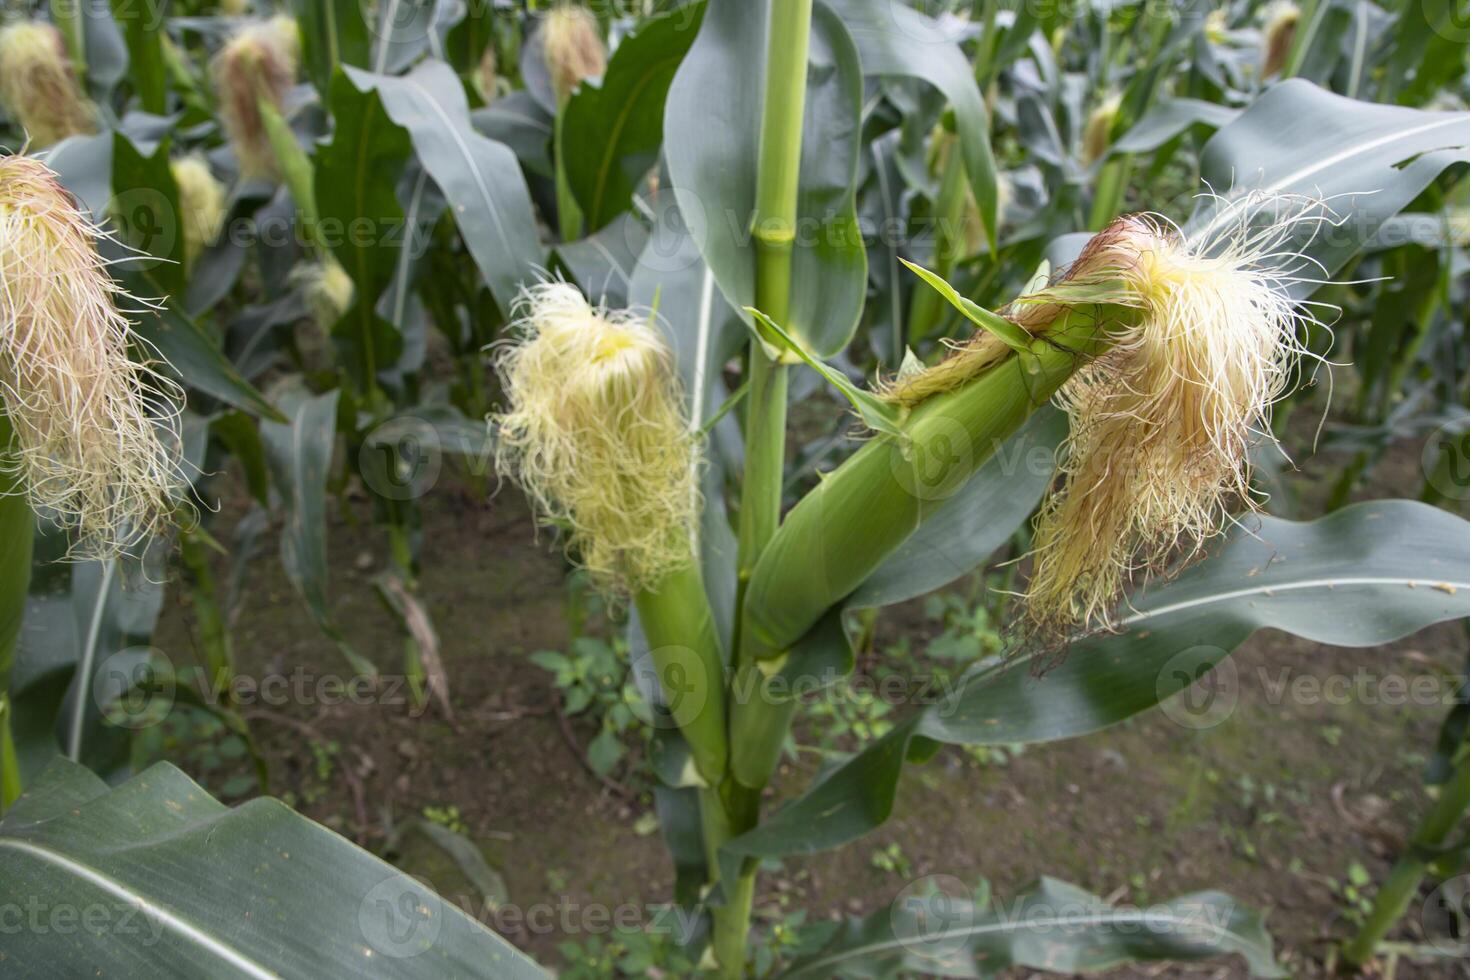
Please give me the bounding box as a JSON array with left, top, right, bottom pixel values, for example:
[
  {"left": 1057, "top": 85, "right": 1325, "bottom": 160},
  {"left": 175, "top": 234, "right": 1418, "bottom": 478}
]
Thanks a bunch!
[
  {"left": 0, "top": 758, "right": 547, "bottom": 978},
  {"left": 725, "top": 500, "right": 1470, "bottom": 863},
  {"left": 344, "top": 62, "right": 543, "bottom": 316},
  {"left": 1188, "top": 80, "right": 1470, "bottom": 294},
  {"left": 778, "top": 877, "right": 1283, "bottom": 979},
  {"left": 562, "top": 8, "right": 702, "bottom": 231},
  {"left": 822, "top": 0, "right": 1000, "bottom": 253}
]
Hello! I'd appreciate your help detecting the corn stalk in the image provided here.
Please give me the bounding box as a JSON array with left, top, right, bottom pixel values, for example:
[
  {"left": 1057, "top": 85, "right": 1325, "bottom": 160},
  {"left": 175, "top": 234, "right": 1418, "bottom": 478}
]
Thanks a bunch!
[{"left": 0, "top": 410, "right": 34, "bottom": 812}]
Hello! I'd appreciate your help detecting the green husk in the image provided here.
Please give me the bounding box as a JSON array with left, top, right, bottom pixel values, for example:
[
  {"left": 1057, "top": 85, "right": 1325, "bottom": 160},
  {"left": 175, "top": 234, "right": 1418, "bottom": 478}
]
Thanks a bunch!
[
  {"left": 730, "top": 305, "right": 1124, "bottom": 788},
  {"left": 634, "top": 561, "right": 728, "bottom": 784}
]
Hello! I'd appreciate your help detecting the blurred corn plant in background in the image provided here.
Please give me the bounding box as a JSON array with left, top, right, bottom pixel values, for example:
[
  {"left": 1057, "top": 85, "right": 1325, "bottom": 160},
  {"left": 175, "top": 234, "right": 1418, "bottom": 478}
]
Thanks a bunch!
[{"left": 0, "top": 0, "right": 1465, "bottom": 977}]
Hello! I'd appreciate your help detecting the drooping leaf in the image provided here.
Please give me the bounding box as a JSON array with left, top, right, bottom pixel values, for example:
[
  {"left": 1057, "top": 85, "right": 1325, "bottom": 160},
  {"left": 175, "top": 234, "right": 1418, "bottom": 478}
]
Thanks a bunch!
[
  {"left": 345, "top": 61, "right": 543, "bottom": 315},
  {"left": 259, "top": 384, "right": 374, "bottom": 676},
  {"left": 1188, "top": 80, "right": 1470, "bottom": 293},
  {"left": 0, "top": 758, "right": 547, "bottom": 978},
  {"left": 778, "top": 877, "right": 1283, "bottom": 979},
  {"left": 729, "top": 501, "right": 1470, "bottom": 862}
]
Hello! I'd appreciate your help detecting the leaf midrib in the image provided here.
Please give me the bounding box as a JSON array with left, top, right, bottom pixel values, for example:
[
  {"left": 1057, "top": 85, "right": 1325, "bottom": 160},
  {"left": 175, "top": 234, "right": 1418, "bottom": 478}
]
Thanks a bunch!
[
  {"left": 0, "top": 838, "right": 277, "bottom": 979},
  {"left": 783, "top": 908, "right": 1262, "bottom": 977}
]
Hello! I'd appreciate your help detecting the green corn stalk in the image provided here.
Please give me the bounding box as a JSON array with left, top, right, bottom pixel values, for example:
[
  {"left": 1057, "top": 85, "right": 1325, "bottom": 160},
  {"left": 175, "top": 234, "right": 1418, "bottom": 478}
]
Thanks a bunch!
[
  {"left": 0, "top": 409, "right": 34, "bottom": 812},
  {"left": 1342, "top": 745, "right": 1470, "bottom": 967},
  {"left": 701, "top": 2, "right": 817, "bottom": 973}
]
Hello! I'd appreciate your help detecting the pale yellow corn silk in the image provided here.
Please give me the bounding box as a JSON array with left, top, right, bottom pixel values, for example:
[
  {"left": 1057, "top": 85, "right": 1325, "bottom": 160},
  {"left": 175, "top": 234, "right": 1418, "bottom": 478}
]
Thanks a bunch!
[
  {"left": 170, "top": 154, "right": 227, "bottom": 267},
  {"left": 491, "top": 283, "right": 698, "bottom": 596},
  {"left": 292, "top": 258, "right": 354, "bottom": 331},
  {"left": 1082, "top": 92, "right": 1123, "bottom": 166},
  {"left": 1021, "top": 205, "right": 1321, "bottom": 637},
  {"left": 0, "top": 154, "right": 184, "bottom": 557},
  {"left": 542, "top": 5, "right": 606, "bottom": 102},
  {"left": 212, "top": 19, "right": 297, "bottom": 179},
  {"left": 0, "top": 21, "right": 95, "bottom": 149}
]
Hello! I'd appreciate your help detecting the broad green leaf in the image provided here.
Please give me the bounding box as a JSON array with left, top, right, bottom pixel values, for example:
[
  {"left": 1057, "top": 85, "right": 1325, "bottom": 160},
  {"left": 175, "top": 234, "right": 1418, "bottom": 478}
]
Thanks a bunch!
[
  {"left": 315, "top": 71, "right": 415, "bottom": 389},
  {"left": 731, "top": 501, "right": 1470, "bottom": 862},
  {"left": 293, "top": 0, "right": 372, "bottom": 95},
  {"left": 0, "top": 758, "right": 547, "bottom": 978},
  {"left": 123, "top": 287, "right": 286, "bottom": 423},
  {"left": 317, "top": 71, "right": 413, "bottom": 308},
  {"left": 259, "top": 385, "right": 374, "bottom": 677},
  {"left": 778, "top": 877, "right": 1282, "bottom": 979},
  {"left": 922, "top": 500, "right": 1470, "bottom": 746},
  {"left": 663, "top": 0, "right": 867, "bottom": 357},
  {"left": 1112, "top": 98, "right": 1240, "bottom": 154},
  {"left": 109, "top": 132, "right": 185, "bottom": 299},
  {"left": 109, "top": 0, "right": 165, "bottom": 113},
  {"left": 1188, "top": 80, "right": 1470, "bottom": 294},
  {"left": 822, "top": 0, "right": 1000, "bottom": 252},
  {"left": 563, "top": 8, "right": 702, "bottom": 231},
  {"left": 345, "top": 62, "right": 543, "bottom": 315}
]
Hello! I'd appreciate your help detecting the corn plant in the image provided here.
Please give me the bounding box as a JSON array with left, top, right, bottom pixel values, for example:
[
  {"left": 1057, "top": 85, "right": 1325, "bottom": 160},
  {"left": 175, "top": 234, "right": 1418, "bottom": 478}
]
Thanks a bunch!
[{"left": 0, "top": 0, "right": 1468, "bottom": 978}]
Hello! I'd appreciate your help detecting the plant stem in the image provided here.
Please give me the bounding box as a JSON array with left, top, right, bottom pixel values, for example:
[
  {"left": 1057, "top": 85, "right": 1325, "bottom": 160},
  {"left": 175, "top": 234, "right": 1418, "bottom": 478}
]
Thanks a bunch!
[
  {"left": 739, "top": 0, "right": 811, "bottom": 599},
  {"left": 0, "top": 698, "right": 20, "bottom": 811},
  {"left": 0, "top": 408, "right": 33, "bottom": 812},
  {"left": 718, "top": 2, "right": 816, "bottom": 972},
  {"left": 700, "top": 781, "right": 760, "bottom": 979},
  {"left": 1342, "top": 750, "right": 1470, "bottom": 967},
  {"left": 51, "top": 0, "right": 87, "bottom": 86}
]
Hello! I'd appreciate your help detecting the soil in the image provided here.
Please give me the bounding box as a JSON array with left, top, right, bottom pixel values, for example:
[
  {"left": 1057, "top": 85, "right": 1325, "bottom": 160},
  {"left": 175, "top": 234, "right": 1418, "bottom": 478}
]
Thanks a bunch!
[{"left": 149, "top": 423, "right": 1470, "bottom": 980}]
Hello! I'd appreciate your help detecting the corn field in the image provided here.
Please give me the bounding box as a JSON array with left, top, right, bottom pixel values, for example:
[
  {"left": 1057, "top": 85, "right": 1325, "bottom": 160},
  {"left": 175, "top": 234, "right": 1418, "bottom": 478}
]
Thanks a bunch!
[{"left": 0, "top": 0, "right": 1468, "bottom": 976}]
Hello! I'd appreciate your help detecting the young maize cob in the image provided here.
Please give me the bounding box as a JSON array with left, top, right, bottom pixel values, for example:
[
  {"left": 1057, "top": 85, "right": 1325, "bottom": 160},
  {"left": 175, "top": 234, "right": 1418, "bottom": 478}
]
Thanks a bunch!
[
  {"left": 490, "top": 283, "right": 727, "bottom": 782},
  {"left": 731, "top": 208, "right": 1312, "bottom": 787}
]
